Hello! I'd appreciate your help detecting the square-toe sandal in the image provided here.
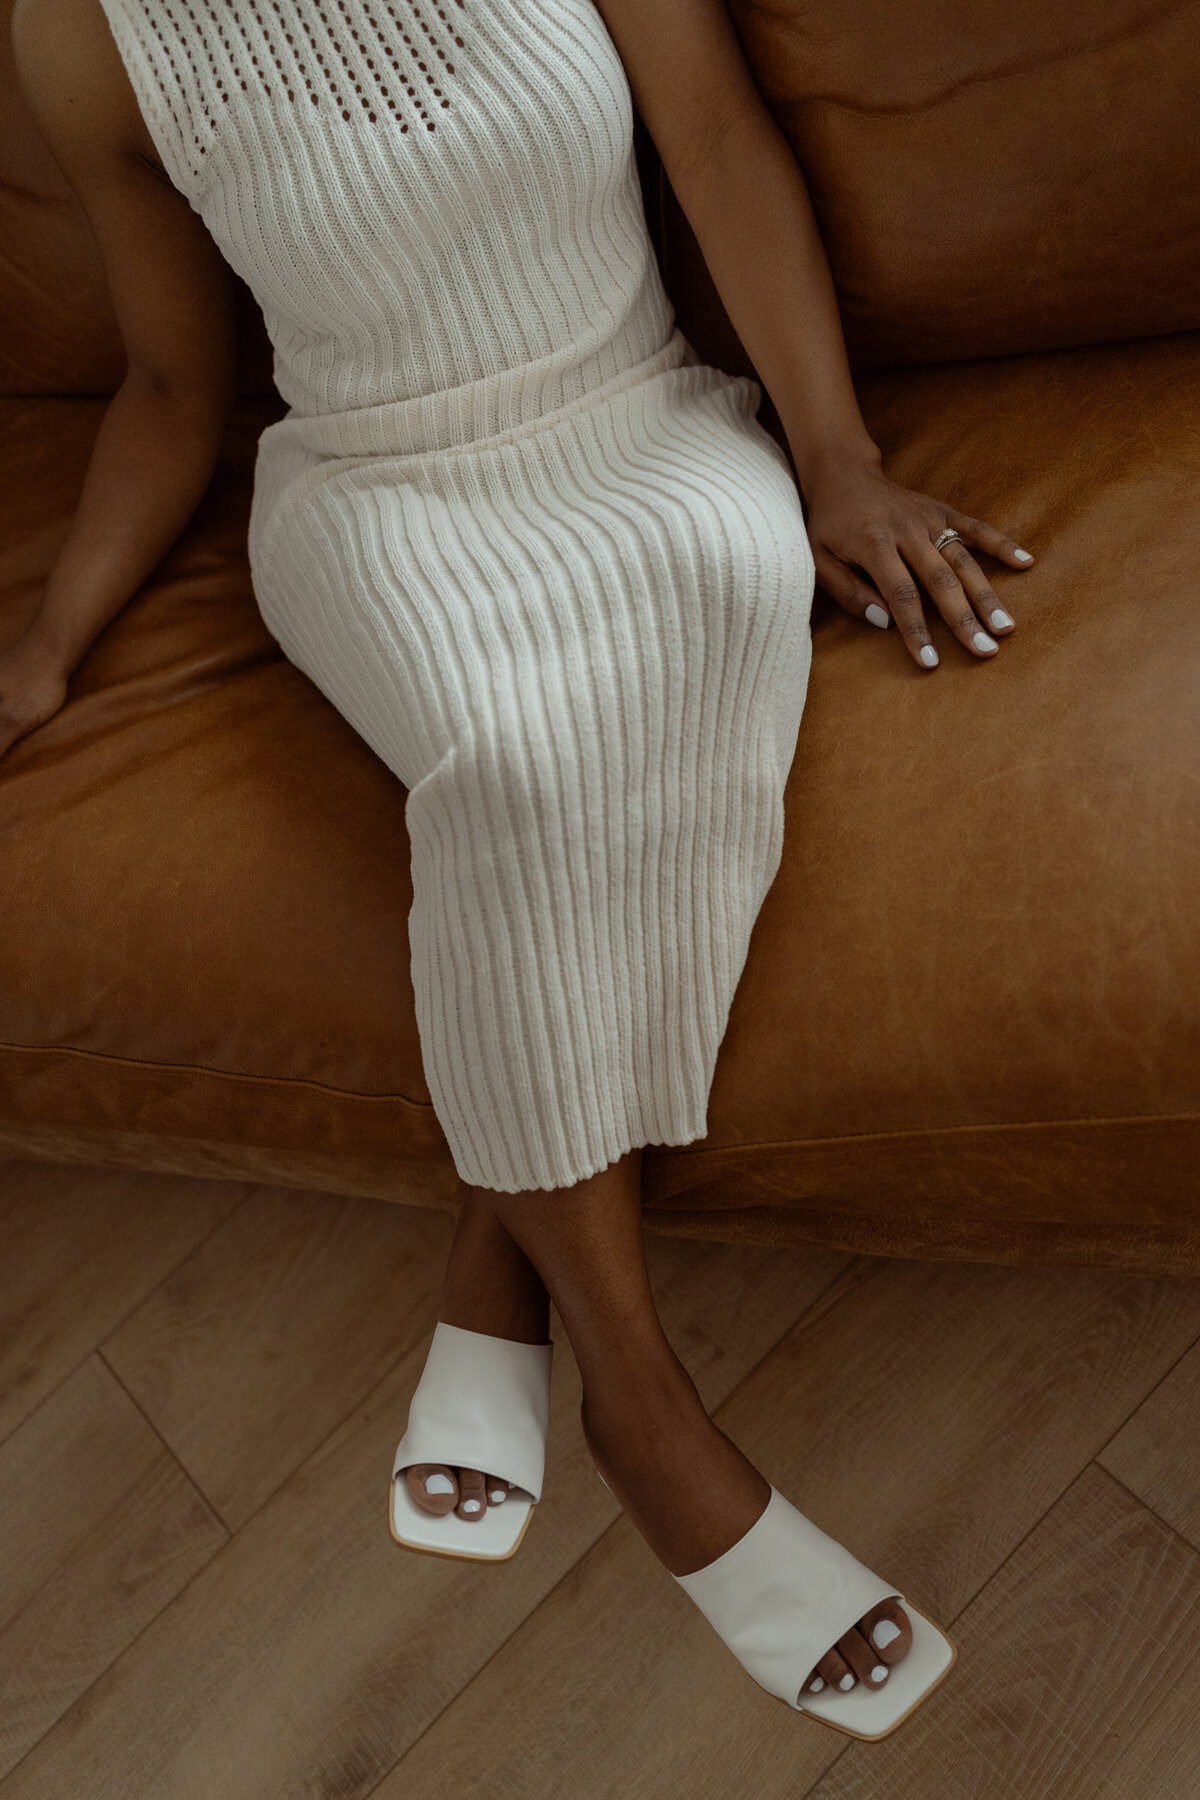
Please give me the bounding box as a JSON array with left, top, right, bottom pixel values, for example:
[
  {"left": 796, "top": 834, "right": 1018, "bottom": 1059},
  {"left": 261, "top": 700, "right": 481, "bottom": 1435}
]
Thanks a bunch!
[
  {"left": 674, "top": 1487, "right": 958, "bottom": 1740},
  {"left": 390, "top": 1321, "right": 553, "bottom": 1563}
]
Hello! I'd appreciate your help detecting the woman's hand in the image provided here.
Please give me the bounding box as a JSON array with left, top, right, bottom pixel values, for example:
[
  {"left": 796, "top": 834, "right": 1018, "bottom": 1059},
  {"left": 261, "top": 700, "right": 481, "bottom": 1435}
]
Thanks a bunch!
[
  {"left": 798, "top": 444, "right": 1035, "bottom": 670},
  {"left": 0, "top": 634, "right": 71, "bottom": 759}
]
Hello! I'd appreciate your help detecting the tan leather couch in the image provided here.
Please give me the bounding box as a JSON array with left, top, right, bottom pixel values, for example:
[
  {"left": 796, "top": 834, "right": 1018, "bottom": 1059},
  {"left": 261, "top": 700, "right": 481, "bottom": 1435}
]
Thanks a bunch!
[{"left": 2, "top": 1, "right": 1197, "bottom": 1275}]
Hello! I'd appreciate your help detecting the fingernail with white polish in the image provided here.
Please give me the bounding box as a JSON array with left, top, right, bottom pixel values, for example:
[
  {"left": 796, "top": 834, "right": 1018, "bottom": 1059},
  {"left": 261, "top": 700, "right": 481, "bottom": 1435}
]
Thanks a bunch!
[
  {"left": 990, "top": 609, "right": 1014, "bottom": 629},
  {"left": 865, "top": 603, "right": 890, "bottom": 629},
  {"left": 490, "top": 1489, "right": 507, "bottom": 1503},
  {"left": 871, "top": 1665, "right": 888, "bottom": 1682},
  {"left": 462, "top": 1498, "right": 482, "bottom": 1513},
  {"left": 920, "top": 645, "right": 939, "bottom": 667},
  {"left": 872, "top": 1619, "right": 902, "bottom": 1648},
  {"left": 424, "top": 1473, "right": 455, "bottom": 1495},
  {"left": 973, "top": 632, "right": 998, "bottom": 652},
  {"left": 809, "top": 1676, "right": 824, "bottom": 1691},
  {"left": 1014, "top": 548, "right": 1033, "bottom": 562},
  {"left": 838, "top": 1674, "right": 855, "bottom": 1691}
]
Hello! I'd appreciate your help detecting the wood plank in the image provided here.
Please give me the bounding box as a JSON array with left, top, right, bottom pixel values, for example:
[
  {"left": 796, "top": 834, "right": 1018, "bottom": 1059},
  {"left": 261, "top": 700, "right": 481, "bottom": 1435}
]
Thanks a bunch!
[
  {"left": 0, "top": 1233, "right": 849, "bottom": 1800},
  {"left": 1098, "top": 1337, "right": 1200, "bottom": 1551},
  {"left": 0, "top": 1357, "right": 227, "bottom": 1780},
  {"left": 799, "top": 1464, "right": 1200, "bottom": 1798},
  {"left": 104, "top": 1188, "right": 454, "bottom": 1528},
  {"left": 0, "top": 1160, "right": 244, "bottom": 1446},
  {"left": 382, "top": 1257, "right": 1200, "bottom": 1800}
]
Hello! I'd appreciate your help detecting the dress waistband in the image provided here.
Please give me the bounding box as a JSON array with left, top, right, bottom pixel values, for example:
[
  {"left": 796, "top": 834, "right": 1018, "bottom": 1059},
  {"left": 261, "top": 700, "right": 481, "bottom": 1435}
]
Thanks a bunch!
[{"left": 262, "top": 327, "right": 699, "bottom": 465}]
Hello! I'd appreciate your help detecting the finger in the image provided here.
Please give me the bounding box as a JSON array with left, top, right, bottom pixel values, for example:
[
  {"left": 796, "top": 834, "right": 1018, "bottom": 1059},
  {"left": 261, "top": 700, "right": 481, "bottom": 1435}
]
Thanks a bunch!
[
  {"left": 486, "top": 1477, "right": 510, "bottom": 1507},
  {"left": 939, "top": 537, "right": 1015, "bottom": 637},
  {"left": 946, "top": 511, "right": 1034, "bottom": 570},
  {"left": 812, "top": 546, "right": 892, "bottom": 631},
  {"left": 906, "top": 537, "right": 1000, "bottom": 660},
  {"left": 405, "top": 1463, "right": 458, "bottom": 1516},
  {"left": 455, "top": 1467, "right": 488, "bottom": 1520},
  {"left": 856, "top": 542, "right": 939, "bottom": 669}
]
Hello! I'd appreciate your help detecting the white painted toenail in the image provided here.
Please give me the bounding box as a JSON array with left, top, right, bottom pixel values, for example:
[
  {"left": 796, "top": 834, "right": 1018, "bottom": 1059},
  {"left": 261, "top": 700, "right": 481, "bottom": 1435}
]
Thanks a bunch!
[
  {"left": 872, "top": 1619, "right": 902, "bottom": 1649},
  {"left": 490, "top": 1489, "right": 506, "bottom": 1503},
  {"left": 871, "top": 1665, "right": 887, "bottom": 1682},
  {"left": 809, "top": 1677, "right": 824, "bottom": 1691},
  {"left": 462, "top": 1498, "right": 482, "bottom": 1513},
  {"left": 423, "top": 1473, "right": 455, "bottom": 1495},
  {"left": 839, "top": 1674, "right": 855, "bottom": 1690}
]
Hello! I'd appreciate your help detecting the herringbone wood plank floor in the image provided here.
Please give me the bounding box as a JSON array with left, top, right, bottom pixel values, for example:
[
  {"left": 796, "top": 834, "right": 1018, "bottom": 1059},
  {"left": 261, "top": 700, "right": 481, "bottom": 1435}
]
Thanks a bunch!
[{"left": 2, "top": 1156, "right": 1199, "bottom": 1798}]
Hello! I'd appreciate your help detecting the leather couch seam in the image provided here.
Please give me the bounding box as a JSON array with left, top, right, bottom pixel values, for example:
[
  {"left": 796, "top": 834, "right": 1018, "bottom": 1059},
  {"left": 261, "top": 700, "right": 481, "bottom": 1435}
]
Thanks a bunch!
[
  {"left": 803, "top": 0, "right": 1192, "bottom": 119},
  {"left": 0, "top": 1038, "right": 432, "bottom": 1109},
  {"left": 0, "top": 1041, "right": 1195, "bottom": 1143},
  {"left": 658, "top": 1114, "right": 1200, "bottom": 1157}
]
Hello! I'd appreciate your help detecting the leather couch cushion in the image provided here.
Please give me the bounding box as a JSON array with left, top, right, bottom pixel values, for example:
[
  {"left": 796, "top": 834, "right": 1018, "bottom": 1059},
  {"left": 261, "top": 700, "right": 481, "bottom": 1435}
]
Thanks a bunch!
[
  {"left": 3, "top": 330, "right": 1197, "bottom": 1228},
  {"left": 682, "top": 0, "right": 1200, "bottom": 367},
  {"left": 0, "top": 396, "right": 443, "bottom": 1172}
]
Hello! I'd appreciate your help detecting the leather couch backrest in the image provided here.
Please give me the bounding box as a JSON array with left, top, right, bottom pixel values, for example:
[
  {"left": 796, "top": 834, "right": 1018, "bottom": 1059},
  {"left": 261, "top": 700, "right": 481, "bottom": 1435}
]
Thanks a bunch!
[{"left": 669, "top": 0, "right": 1200, "bottom": 369}]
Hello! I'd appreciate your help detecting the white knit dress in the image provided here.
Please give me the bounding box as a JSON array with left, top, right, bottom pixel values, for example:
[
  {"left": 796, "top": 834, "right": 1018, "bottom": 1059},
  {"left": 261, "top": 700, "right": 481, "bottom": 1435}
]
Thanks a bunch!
[{"left": 98, "top": 0, "right": 816, "bottom": 1193}]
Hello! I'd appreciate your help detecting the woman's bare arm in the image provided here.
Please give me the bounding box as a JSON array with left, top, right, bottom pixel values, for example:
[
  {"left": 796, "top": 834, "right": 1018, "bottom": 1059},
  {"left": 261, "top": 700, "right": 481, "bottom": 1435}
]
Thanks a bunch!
[
  {"left": 596, "top": 0, "right": 1036, "bottom": 669},
  {"left": 3, "top": 0, "right": 238, "bottom": 755}
]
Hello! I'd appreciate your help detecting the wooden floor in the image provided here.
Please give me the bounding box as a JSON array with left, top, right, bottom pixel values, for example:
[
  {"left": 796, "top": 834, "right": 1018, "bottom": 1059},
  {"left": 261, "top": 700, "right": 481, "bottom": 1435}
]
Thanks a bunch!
[{"left": 3, "top": 1160, "right": 1200, "bottom": 1798}]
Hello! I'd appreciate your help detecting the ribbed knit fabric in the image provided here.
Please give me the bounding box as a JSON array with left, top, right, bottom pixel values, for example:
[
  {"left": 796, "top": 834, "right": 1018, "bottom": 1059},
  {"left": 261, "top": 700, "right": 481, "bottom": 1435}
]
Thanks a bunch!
[{"left": 99, "top": 0, "right": 816, "bottom": 1193}]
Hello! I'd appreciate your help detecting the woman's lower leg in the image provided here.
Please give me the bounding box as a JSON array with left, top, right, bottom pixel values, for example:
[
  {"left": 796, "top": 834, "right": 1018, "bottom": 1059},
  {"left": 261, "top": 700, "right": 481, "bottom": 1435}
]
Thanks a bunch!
[
  {"left": 411, "top": 1146, "right": 912, "bottom": 1695},
  {"left": 475, "top": 1149, "right": 913, "bottom": 1695},
  {"left": 402, "top": 1183, "right": 550, "bottom": 1519},
  {"left": 438, "top": 1181, "right": 550, "bottom": 1346},
  {"left": 482, "top": 1148, "right": 771, "bottom": 1577},
  {"left": 410, "top": 1151, "right": 766, "bottom": 1562}
]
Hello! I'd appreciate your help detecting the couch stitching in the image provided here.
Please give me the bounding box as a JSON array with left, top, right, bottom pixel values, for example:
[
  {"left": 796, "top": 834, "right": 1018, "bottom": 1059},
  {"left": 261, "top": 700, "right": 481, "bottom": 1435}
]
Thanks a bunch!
[
  {"left": 1, "top": 1040, "right": 1196, "bottom": 1145},
  {"left": 0, "top": 1038, "right": 431, "bottom": 1107},
  {"left": 765, "top": 0, "right": 1193, "bottom": 119}
]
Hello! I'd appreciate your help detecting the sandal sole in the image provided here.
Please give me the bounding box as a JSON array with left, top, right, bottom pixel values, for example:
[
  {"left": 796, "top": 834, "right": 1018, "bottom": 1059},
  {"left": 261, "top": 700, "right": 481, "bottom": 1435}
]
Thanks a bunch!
[
  {"left": 389, "top": 1475, "right": 537, "bottom": 1563},
  {"left": 791, "top": 1596, "right": 959, "bottom": 1740}
]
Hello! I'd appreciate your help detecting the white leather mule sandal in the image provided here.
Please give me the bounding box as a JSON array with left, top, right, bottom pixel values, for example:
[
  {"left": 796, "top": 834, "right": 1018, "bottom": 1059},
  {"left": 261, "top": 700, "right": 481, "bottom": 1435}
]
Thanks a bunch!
[
  {"left": 390, "top": 1322, "right": 554, "bottom": 1563},
  {"left": 674, "top": 1487, "right": 958, "bottom": 1741}
]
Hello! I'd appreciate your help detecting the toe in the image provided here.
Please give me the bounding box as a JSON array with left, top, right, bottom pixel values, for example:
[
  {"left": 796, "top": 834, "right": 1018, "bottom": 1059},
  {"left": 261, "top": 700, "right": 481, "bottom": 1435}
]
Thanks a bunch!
[
  {"left": 858, "top": 1598, "right": 913, "bottom": 1665},
  {"left": 840, "top": 1624, "right": 890, "bottom": 1688},
  {"left": 834, "top": 1622, "right": 887, "bottom": 1690},
  {"left": 456, "top": 1467, "right": 488, "bottom": 1521},
  {"left": 486, "top": 1476, "right": 510, "bottom": 1507},
  {"left": 808, "top": 1644, "right": 856, "bottom": 1698},
  {"left": 406, "top": 1464, "right": 458, "bottom": 1516}
]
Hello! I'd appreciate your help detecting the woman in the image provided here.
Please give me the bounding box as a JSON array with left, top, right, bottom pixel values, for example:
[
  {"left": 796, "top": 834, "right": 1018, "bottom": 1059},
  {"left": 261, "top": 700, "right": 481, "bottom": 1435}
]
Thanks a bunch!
[{"left": 10, "top": 0, "right": 1033, "bottom": 1738}]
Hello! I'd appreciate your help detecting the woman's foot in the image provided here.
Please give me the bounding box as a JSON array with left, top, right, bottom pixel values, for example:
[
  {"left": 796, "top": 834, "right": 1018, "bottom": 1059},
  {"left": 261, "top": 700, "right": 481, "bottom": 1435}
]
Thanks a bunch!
[
  {"left": 581, "top": 1342, "right": 913, "bottom": 1702},
  {"left": 405, "top": 1185, "right": 550, "bottom": 1524}
]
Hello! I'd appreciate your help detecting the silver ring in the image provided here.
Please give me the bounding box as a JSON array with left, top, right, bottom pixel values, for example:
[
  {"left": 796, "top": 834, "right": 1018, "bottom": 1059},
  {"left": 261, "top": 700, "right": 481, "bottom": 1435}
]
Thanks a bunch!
[{"left": 933, "top": 527, "right": 962, "bottom": 552}]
